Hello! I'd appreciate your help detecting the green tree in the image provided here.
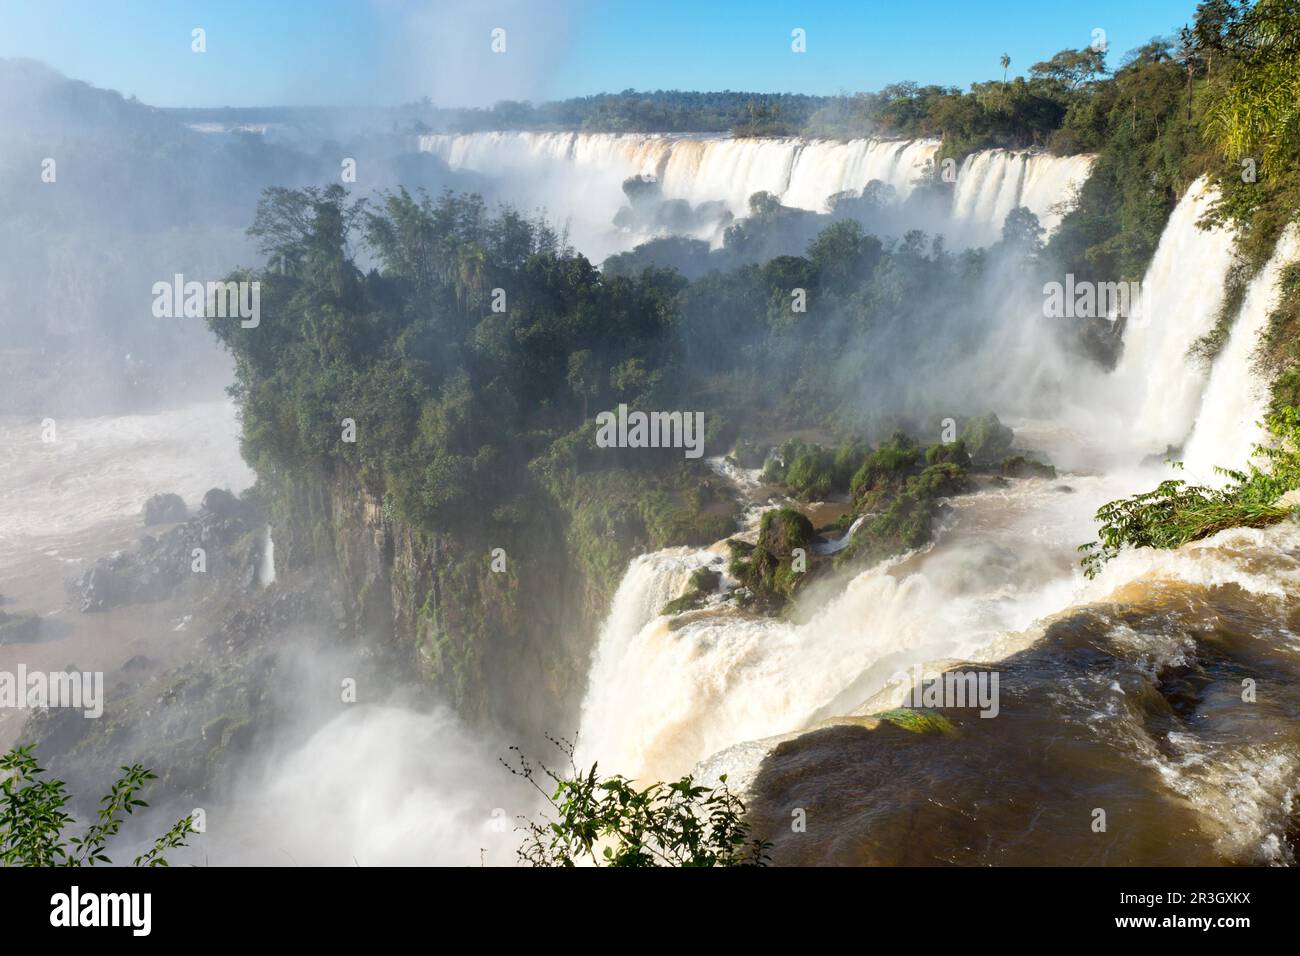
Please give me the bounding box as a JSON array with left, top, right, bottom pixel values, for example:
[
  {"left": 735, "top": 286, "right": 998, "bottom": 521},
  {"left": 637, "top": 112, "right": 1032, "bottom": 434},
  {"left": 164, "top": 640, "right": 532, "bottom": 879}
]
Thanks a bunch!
[
  {"left": 1, "top": 746, "right": 195, "bottom": 867},
  {"left": 1202, "top": 0, "right": 1300, "bottom": 175},
  {"left": 1030, "top": 46, "right": 1108, "bottom": 89},
  {"left": 565, "top": 348, "right": 602, "bottom": 421},
  {"left": 1079, "top": 407, "right": 1300, "bottom": 577}
]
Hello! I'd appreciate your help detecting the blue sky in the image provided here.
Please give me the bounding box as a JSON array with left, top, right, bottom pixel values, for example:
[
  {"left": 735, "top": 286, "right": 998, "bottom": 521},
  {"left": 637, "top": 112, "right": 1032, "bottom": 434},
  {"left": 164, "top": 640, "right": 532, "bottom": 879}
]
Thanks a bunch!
[{"left": 0, "top": 0, "right": 1202, "bottom": 107}]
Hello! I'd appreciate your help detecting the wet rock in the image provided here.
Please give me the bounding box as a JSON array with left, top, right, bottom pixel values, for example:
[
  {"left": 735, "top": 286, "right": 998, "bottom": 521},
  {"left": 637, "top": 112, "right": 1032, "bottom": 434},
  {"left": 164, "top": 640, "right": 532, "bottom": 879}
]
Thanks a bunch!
[
  {"left": 142, "top": 493, "right": 188, "bottom": 526},
  {"left": 67, "top": 488, "right": 260, "bottom": 612},
  {"left": 1000, "top": 455, "right": 1057, "bottom": 479},
  {"left": 961, "top": 413, "right": 1015, "bottom": 467},
  {"left": 0, "top": 609, "right": 41, "bottom": 644}
]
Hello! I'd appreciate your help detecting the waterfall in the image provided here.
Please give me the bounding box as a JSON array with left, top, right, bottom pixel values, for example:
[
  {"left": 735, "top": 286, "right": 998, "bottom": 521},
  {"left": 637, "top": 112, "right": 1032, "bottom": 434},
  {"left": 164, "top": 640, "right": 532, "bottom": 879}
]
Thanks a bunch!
[
  {"left": 1181, "top": 226, "right": 1300, "bottom": 482},
  {"left": 574, "top": 547, "right": 719, "bottom": 767},
  {"left": 950, "top": 149, "right": 1093, "bottom": 245},
  {"left": 1103, "top": 177, "right": 1239, "bottom": 456},
  {"left": 418, "top": 131, "right": 1092, "bottom": 258},
  {"left": 573, "top": 470, "right": 1137, "bottom": 783},
  {"left": 259, "top": 525, "right": 276, "bottom": 587}
]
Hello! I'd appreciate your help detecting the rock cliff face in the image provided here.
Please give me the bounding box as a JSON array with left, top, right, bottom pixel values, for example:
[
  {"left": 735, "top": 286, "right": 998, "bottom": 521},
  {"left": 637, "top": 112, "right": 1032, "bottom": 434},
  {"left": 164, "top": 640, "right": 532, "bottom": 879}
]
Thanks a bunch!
[{"left": 270, "top": 464, "right": 604, "bottom": 738}]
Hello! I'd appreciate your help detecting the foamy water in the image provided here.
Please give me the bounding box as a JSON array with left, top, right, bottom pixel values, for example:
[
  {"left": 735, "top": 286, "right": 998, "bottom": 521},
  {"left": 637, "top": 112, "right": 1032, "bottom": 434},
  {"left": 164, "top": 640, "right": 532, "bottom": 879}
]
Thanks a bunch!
[{"left": 0, "top": 400, "right": 254, "bottom": 567}]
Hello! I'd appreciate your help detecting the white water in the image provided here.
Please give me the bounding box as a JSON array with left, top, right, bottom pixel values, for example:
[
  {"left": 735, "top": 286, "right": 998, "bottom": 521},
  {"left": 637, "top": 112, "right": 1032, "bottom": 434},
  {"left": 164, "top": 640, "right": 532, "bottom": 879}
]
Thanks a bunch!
[
  {"left": 419, "top": 131, "right": 1092, "bottom": 258},
  {"left": 259, "top": 525, "right": 277, "bottom": 586},
  {"left": 208, "top": 705, "right": 526, "bottom": 866},
  {"left": 1100, "top": 178, "right": 1239, "bottom": 457},
  {"left": 950, "top": 149, "right": 1093, "bottom": 245},
  {"left": 1182, "top": 226, "right": 1300, "bottom": 483},
  {"left": 575, "top": 471, "right": 1147, "bottom": 781}
]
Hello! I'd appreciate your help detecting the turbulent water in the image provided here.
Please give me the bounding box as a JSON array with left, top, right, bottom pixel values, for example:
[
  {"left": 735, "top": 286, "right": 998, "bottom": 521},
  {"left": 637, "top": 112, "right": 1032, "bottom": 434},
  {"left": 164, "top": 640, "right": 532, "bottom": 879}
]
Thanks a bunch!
[
  {"left": 0, "top": 400, "right": 253, "bottom": 561},
  {"left": 418, "top": 131, "right": 1093, "bottom": 257},
  {"left": 573, "top": 177, "right": 1300, "bottom": 864}
]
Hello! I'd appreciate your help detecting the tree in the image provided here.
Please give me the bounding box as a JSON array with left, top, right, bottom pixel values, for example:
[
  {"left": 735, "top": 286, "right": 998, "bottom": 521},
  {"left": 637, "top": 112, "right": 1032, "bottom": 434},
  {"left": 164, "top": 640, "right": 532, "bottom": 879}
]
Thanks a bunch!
[
  {"left": 504, "top": 737, "right": 770, "bottom": 867},
  {"left": 1000, "top": 206, "right": 1045, "bottom": 258},
  {"left": 807, "top": 219, "right": 882, "bottom": 293},
  {"left": 1192, "top": 0, "right": 1242, "bottom": 74},
  {"left": 565, "top": 349, "right": 602, "bottom": 421},
  {"left": 1000, "top": 52, "right": 1011, "bottom": 92},
  {"left": 1079, "top": 407, "right": 1300, "bottom": 577},
  {"left": 1202, "top": 0, "right": 1300, "bottom": 174},
  {"left": 1030, "top": 47, "right": 1108, "bottom": 89},
  {"left": 1, "top": 746, "right": 195, "bottom": 867}
]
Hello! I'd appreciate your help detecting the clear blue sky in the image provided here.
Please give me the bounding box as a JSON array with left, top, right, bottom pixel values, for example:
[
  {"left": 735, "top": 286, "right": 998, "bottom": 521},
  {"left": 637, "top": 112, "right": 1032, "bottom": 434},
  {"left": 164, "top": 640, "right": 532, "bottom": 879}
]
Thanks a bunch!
[{"left": 0, "top": 0, "right": 1202, "bottom": 107}]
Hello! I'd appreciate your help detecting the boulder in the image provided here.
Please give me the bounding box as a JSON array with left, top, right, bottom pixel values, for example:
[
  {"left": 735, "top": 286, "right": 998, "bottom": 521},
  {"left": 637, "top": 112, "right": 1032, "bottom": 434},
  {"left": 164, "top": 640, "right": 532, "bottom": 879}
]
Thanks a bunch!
[
  {"left": 142, "top": 493, "right": 188, "bottom": 526},
  {"left": 0, "top": 609, "right": 41, "bottom": 644}
]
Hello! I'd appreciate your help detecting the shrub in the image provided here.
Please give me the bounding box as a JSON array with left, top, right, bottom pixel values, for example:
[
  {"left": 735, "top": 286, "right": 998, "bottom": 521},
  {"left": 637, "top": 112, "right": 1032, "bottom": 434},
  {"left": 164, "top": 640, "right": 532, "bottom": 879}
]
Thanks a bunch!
[
  {"left": 505, "top": 737, "right": 769, "bottom": 867},
  {"left": 1, "top": 746, "right": 195, "bottom": 867},
  {"left": 1079, "top": 407, "right": 1300, "bottom": 577}
]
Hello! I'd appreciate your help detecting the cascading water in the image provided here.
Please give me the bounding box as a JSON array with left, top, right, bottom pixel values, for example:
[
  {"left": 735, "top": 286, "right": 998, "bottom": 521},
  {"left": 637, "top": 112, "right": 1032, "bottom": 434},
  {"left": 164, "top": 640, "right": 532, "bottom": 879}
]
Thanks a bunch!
[
  {"left": 1100, "top": 177, "right": 1239, "bottom": 457},
  {"left": 574, "top": 471, "right": 1144, "bottom": 783},
  {"left": 1182, "top": 226, "right": 1300, "bottom": 483},
  {"left": 576, "top": 547, "right": 721, "bottom": 768},
  {"left": 259, "top": 525, "right": 276, "bottom": 587},
  {"left": 418, "top": 131, "right": 1092, "bottom": 258},
  {"left": 950, "top": 149, "right": 1093, "bottom": 245}
]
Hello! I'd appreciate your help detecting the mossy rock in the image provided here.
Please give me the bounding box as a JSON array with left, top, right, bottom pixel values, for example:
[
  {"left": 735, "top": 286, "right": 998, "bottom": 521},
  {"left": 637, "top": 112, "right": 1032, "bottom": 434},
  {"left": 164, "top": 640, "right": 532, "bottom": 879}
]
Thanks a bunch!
[
  {"left": 875, "top": 708, "right": 958, "bottom": 735},
  {"left": 1000, "top": 455, "right": 1057, "bottom": 479},
  {"left": 757, "top": 507, "right": 814, "bottom": 555},
  {"left": 732, "top": 439, "right": 768, "bottom": 470},
  {"left": 960, "top": 413, "right": 1014, "bottom": 467},
  {"left": 690, "top": 566, "right": 721, "bottom": 592},
  {"left": 850, "top": 431, "right": 921, "bottom": 502}
]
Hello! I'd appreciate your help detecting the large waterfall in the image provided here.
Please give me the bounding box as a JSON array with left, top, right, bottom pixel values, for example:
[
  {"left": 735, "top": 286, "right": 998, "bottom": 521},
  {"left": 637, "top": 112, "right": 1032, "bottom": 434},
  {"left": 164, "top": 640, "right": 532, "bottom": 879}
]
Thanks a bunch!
[
  {"left": 418, "top": 131, "right": 1093, "bottom": 258},
  {"left": 1103, "top": 177, "right": 1239, "bottom": 456},
  {"left": 572, "top": 173, "right": 1300, "bottom": 855},
  {"left": 1182, "top": 226, "right": 1300, "bottom": 482},
  {"left": 949, "top": 149, "right": 1093, "bottom": 244}
]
